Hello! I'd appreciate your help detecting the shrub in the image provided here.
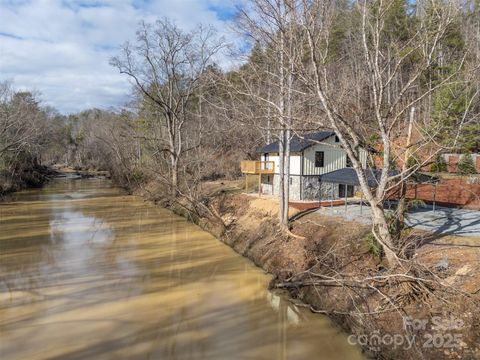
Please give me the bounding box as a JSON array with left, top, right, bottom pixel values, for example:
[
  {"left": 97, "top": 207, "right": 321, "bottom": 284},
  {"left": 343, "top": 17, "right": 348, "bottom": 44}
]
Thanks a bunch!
[
  {"left": 365, "top": 233, "right": 384, "bottom": 258},
  {"left": 129, "top": 168, "right": 146, "bottom": 185},
  {"left": 406, "top": 156, "right": 420, "bottom": 169},
  {"left": 430, "top": 155, "right": 447, "bottom": 173},
  {"left": 457, "top": 154, "right": 477, "bottom": 175},
  {"left": 407, "top": 199, "right": 426, "bottom": 210}
]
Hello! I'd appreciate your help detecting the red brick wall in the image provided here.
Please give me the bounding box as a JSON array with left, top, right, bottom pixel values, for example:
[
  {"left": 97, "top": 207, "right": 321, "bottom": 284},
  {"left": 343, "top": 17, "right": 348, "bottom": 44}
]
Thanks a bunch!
[{"left": 405, "top": 179, "right": 480, "bottom": 210}]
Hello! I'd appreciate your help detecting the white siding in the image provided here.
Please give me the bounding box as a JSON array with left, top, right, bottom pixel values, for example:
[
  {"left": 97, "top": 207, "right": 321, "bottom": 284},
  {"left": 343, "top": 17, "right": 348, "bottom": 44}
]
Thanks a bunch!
[
  {"left": 263, "top": 145, "right": 367, "bottom": 176},
  {"left": 290, "top": 154, "right": 301, "bottom": 175},
  {"left": 303, "top": 142, "right": 367, "bottom": 176},
  {"left": 263, "top": 153, "right": 302, "bottom": 175}
]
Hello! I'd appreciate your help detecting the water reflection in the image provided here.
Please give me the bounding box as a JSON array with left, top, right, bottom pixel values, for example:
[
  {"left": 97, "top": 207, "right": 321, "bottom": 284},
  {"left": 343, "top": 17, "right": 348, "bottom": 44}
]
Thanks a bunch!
[{"left": 0, "top": 179, "right": 365, "bottom": 360}]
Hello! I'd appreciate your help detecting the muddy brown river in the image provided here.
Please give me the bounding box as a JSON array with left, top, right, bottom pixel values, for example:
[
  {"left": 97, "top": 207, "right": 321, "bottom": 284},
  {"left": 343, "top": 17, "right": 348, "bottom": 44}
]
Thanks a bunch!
[{"left": 0, "top": 179, "right": 365, "bottom": 359}]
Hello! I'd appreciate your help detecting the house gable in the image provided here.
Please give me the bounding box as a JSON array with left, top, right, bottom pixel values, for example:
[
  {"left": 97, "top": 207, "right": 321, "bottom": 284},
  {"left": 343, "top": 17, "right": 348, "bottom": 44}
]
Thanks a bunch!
[
  {"left": 256, "top": 131, "right": 335, "bottom": 153},
  {"left": 258, "top": 131, "right": 368, "bottom": 177}
]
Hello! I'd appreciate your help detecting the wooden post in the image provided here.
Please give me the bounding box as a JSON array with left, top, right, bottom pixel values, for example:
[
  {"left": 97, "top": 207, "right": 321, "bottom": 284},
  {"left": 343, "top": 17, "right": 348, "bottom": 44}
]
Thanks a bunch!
[
  {"left": 245, "top": 174, "right": 248, "bottom": 193},
  {"left": 344, "top": 184, "right": 348, "bottom": 212}
]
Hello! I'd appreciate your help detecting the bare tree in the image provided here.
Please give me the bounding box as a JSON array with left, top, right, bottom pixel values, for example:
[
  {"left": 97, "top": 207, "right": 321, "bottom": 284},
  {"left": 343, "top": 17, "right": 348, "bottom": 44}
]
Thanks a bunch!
[
  {"left": 234, "top": 0, "right": 305, "bottom": 226},
  {"left": 0, "top": 82, "right": 46, "bottom": 158},
  {"left": 300, "top": 0, "right": 478, "bottom": 266},
  {"left": 110, "top": 19, "right": 225, "bottom": 195},
  {"left": 0, "top": 81, "right": 65, "bottom": 194}
]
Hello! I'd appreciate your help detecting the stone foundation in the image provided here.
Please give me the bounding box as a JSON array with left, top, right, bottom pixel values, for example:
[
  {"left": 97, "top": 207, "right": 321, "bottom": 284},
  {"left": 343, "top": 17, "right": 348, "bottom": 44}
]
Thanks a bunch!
[{"left": 263, "top": 175, "right": 360, "bottom": 201}]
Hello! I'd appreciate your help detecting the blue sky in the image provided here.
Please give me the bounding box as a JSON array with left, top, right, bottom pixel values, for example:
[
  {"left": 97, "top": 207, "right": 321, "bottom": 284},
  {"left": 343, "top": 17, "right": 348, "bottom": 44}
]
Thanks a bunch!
[{"left": 0, "top": 0, "right": 241, "bottom": 113}]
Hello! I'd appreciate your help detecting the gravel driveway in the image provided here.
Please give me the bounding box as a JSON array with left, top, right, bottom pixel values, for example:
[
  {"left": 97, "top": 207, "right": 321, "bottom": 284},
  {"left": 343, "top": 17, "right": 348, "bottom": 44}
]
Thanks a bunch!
[{"left": 316, "top": 203, "right": 480, "bottom": 237}]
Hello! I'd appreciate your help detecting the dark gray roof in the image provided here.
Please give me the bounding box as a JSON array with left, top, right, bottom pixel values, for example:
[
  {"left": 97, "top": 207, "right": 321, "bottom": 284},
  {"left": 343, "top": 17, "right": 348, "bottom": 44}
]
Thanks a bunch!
[
  {"left": 319, "top": 168, "right": 383, "bottom": 187},
  {"left": 319, "top": 168, "right": 438, "bottom": 187},
  {"left": 257, "top": 131, "right": 335, "bottom": 153}
]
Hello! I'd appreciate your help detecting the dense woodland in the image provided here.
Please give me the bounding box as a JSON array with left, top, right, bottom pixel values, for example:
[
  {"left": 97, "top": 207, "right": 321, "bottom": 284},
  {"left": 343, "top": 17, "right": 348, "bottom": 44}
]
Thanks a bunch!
[{"left": 1, "top": 0, "right": 479, "bottom": 266}]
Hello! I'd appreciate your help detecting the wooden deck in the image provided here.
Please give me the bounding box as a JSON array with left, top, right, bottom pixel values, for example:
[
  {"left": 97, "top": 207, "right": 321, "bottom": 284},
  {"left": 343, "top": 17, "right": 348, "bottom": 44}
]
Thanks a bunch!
[{"left": 241, "top": 161, "right": 275, "bottom": 174}]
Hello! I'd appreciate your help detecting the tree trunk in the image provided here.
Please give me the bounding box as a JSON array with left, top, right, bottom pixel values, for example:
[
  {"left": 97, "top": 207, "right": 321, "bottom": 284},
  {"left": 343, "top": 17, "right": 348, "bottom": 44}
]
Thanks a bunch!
[
  {"left": 278, "top": 129, "right": 285, "bottom": 224},
  {"left": 282, "top": 127, "right": 290, "bottom": 226},
  {"left": 397, "top": 182, "right": 407, "bottom": 232},
  {"left": 396, "top": 107, "right": 415, "bottom": 233},
  {"left": 277, "top": 24, "right": 287, "bottom": 227},
  {"left": 170, "top": 154, "right": 178, "bottom": 197},
  {"left": 371, "top": 204, "right": 398, "bottom": 266}
]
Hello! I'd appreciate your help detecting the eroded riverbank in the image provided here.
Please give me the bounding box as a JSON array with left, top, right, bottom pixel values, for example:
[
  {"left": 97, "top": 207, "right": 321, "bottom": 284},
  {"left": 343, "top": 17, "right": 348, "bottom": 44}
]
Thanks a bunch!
[
  {"left": 0, "top": 178, "right": 365, "bottom": 360},
  {"left": 182, "top": 189, "right": 480, "bottom": 360}
]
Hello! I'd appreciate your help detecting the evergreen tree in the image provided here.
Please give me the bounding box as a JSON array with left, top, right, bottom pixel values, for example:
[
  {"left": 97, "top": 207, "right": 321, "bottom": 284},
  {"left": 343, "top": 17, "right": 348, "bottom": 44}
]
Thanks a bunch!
[
  {"left": 431, "top": 154, "right": 447, "bottom": 173},
  {"left": 457, "top": 154, "right": 477, "bottom": 175}
]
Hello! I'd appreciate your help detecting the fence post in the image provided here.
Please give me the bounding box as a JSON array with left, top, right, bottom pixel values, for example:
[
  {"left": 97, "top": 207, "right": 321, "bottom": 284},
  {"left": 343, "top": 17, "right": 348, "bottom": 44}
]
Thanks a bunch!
[
  {"left": 258, "top": 174, "right": 261, "bottom": 197},
  {"left": 331, "top": 184, "right": 334, "bottom": 213},
  {"left": 360, "top": 194, "right": 363, "bottom": 216}
]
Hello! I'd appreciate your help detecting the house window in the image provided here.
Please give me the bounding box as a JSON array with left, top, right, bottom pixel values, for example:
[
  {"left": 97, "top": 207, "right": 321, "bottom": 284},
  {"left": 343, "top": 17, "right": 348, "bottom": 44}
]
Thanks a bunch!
[
  {"left": 335, "top": 135, "right": 339, "bottom": 143},
  {"left": 267, "top": 175, "right": 270, "bottom": 182},
  {"left": 346, "top": 155, "right": 353, "bottom": 168},
  {"left": 315, "top": 151, "right": 324, "bottom": 167}
]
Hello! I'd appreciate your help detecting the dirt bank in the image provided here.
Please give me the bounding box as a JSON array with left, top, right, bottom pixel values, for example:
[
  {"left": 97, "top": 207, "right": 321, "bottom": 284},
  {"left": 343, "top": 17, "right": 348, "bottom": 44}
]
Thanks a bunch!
[
  {"left": 1, "top": 164, "right": 109, "bottom": 199},
  {"left": 182, "top": 190, "right": 480, "bottom": 359},
  {"left": 0, "top": 163, "right": 59, "bottom": 197},
  {"left": 134, "top": 179, "right": 480, "bottom": 359}
]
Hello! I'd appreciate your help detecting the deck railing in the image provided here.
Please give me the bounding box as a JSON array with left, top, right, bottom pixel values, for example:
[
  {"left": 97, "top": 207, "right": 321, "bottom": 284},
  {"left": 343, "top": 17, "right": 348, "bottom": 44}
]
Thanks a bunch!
[{"left": 241, "top": 160, "right": 275, "bottom": 174}]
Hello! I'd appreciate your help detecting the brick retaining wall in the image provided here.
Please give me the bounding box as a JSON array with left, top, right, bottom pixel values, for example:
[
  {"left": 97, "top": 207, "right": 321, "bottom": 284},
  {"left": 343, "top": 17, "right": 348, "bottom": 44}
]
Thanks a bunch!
[{"left": 406, "top": 178, "right": 480, "bottom": 210}]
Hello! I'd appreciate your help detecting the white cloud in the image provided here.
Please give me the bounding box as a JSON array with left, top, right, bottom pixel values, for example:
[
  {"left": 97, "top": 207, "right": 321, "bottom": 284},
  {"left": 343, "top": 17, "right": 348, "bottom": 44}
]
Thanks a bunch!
[{"left": 0, "top": 0, "right": 241, "bottom": 113}]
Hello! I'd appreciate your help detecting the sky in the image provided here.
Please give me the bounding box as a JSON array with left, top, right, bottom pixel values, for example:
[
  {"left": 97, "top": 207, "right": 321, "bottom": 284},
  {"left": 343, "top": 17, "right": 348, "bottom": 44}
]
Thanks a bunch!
[{"left": 0, "top": 0, "right": 241, "bottom": 114}]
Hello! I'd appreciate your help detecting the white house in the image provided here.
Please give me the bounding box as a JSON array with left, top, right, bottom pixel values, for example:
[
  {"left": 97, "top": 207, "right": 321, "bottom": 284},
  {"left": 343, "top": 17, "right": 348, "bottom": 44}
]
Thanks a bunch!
[{"left": 253, "top": 131, "right": 368, "bottom": 201}]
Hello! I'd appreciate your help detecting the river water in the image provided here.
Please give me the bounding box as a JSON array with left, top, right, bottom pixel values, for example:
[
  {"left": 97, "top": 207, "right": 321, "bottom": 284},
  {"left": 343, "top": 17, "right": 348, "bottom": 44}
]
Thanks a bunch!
[{"left": 0, "top": 179, "right": 364, "bottom": 360}]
